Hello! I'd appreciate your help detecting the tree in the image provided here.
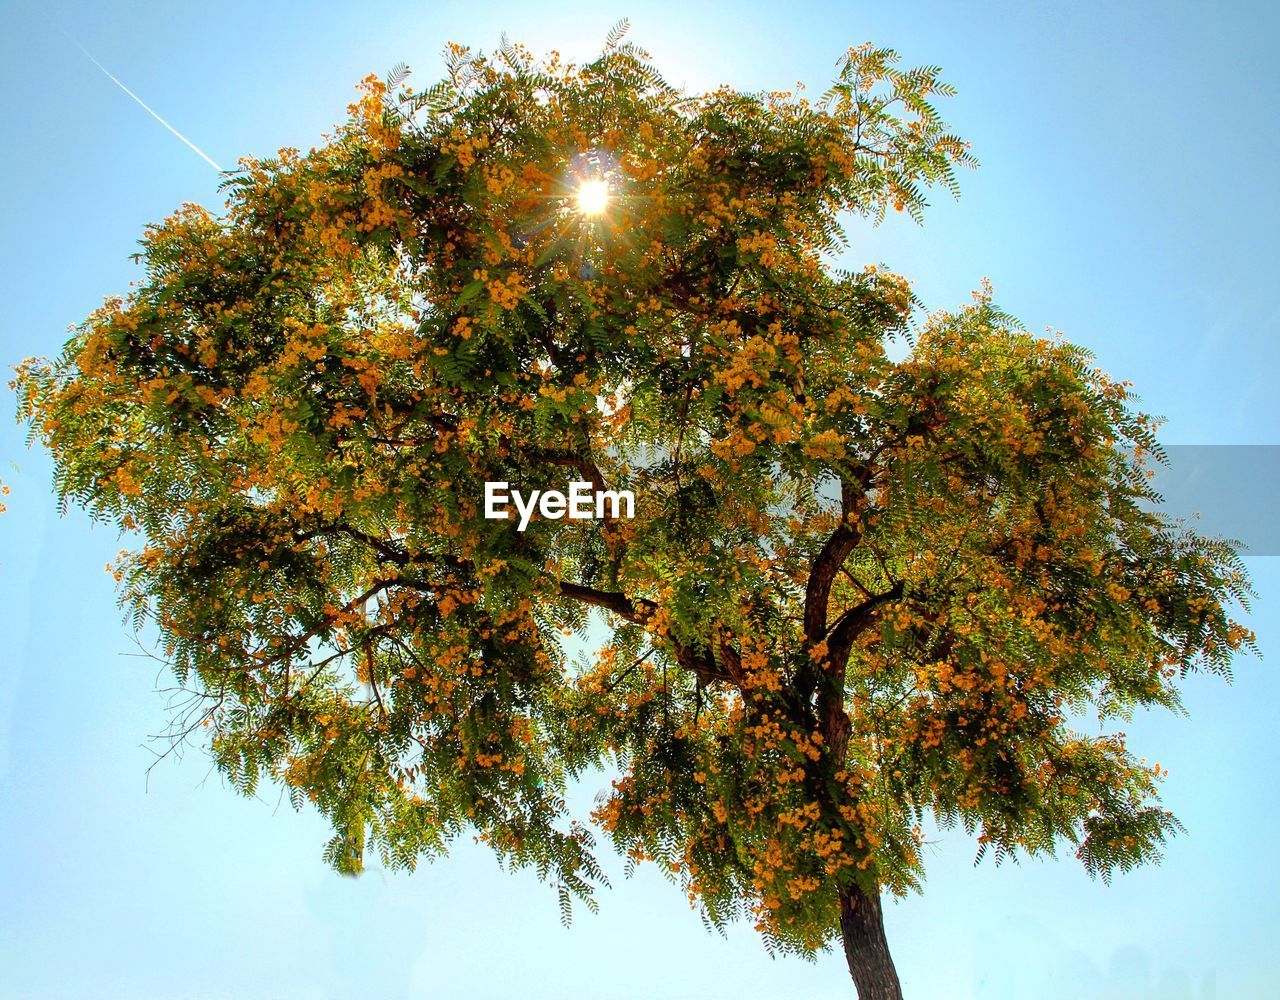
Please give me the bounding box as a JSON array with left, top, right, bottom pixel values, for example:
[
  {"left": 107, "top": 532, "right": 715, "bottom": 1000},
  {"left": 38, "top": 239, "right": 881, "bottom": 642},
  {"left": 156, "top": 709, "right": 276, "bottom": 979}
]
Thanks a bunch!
[{"left": 15, "top": 26, "right": 1256, "bottom": 999}]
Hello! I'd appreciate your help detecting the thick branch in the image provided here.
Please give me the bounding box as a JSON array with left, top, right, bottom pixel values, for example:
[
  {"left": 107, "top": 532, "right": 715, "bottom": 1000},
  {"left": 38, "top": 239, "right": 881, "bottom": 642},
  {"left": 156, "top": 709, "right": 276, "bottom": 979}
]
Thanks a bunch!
[
  {"left": 816, "top": 582, "right": 904, "bottom": 762},
  {"left": 557, "top": 580, "right": 655, "bottom": 622},
  {"left": 803, "top": 476, "right": 870, "bottom": 644},
  {"left": 825, "top": 581, "right": 904, "bottom": 674},
  {"left": 556, "top": 580, "right": 739, "bottom": 686}
]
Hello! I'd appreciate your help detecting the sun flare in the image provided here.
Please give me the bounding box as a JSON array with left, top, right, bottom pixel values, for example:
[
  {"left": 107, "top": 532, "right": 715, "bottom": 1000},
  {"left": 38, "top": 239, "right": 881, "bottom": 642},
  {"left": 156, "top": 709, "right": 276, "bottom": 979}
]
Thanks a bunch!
[{"left": 575, "top": 178, "right": 610, "bottom": 216}]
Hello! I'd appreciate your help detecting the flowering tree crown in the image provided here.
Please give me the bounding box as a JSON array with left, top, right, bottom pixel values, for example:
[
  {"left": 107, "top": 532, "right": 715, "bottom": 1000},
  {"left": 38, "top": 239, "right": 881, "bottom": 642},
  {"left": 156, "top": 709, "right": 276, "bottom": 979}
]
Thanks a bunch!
[{"left": 16, "top": 27, "right": 1253, "bottom": 966}]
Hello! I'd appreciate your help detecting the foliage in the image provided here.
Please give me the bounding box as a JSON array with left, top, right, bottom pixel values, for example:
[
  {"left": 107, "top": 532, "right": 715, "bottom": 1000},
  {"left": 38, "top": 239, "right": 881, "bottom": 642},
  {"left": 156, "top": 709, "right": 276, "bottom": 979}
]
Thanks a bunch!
[{"left": 14, "top": 24, "right": 1254, "bottom": 958}]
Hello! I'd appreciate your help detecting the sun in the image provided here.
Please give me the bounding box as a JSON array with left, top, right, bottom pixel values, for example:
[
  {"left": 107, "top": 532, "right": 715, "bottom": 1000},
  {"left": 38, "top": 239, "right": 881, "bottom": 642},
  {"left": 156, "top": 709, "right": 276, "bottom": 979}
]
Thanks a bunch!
[{"left": 575, "top": 178, "right": 610, "bottom": 216}]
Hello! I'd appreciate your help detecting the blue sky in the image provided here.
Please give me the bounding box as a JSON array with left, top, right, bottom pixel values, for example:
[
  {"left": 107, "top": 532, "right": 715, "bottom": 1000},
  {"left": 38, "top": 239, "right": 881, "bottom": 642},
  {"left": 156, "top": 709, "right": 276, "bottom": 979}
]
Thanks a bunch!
[{"left": 0, "top": 1, "right": 1276, "bottom": 997}]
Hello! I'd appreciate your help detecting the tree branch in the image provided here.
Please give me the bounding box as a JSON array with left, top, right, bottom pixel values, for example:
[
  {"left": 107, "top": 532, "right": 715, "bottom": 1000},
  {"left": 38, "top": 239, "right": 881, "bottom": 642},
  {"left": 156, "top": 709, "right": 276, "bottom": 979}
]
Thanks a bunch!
[
  {"left": 825, "top": 581, "right": 904, "bottom": 673},
  {"left": 557, "top": 580, "right": 655, "bottom": 622}
]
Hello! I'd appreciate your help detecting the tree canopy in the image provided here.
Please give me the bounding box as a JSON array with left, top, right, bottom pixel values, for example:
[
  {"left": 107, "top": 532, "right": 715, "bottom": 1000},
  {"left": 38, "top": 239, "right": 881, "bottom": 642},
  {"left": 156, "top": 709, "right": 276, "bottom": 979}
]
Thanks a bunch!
[{"left": 15, "top": 26, "right": 1255, "bottom": 998}]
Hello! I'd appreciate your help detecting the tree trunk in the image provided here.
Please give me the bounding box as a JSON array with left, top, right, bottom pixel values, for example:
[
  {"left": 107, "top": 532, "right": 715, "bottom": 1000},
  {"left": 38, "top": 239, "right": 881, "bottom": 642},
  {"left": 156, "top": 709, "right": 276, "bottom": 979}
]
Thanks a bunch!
[{"left": 839, "top": 885, "right": 904, "bottom": 1000}]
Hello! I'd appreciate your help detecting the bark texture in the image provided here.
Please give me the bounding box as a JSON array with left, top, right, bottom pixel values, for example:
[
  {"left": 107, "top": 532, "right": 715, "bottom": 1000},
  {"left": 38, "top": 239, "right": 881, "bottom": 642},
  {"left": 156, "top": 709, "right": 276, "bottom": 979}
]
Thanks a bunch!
[{"left": 839, "top": 885, "right": 904, "bottom": 1000}]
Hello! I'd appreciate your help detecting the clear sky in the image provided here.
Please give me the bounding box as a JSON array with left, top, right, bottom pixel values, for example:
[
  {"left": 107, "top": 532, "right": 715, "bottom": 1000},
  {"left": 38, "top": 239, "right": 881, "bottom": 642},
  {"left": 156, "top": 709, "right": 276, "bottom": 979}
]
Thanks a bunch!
[{"left": 1, "top": 1, "right": 1276, "bottom": 997}]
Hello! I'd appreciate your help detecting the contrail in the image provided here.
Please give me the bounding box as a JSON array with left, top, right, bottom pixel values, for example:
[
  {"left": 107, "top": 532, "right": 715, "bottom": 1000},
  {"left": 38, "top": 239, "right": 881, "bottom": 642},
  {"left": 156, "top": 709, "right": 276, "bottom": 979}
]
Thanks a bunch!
[{"left": 53, "top": 24, "right": 224, "bottom": 173}]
